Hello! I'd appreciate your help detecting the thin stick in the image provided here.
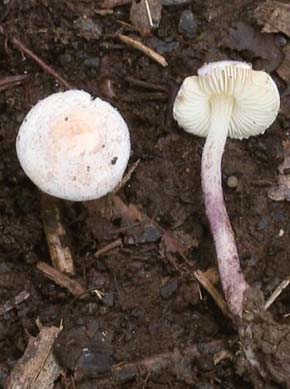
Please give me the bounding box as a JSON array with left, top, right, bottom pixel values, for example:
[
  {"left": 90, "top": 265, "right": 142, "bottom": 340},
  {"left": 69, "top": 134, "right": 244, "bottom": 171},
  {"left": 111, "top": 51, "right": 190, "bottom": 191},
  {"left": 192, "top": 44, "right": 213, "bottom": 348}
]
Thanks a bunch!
[
  {"left": 41, "top": 194, "right": 75, "bottom": 275},
  {"left": 0, "top": 25, "right": 72, "bottom": 89},
  {"left": 264, "top": 275, "right": 290, "bottom": 310},
  {"left": 144, "top": 0, "right": 154, "bottom": 28},
  {"left": 6, "top": 324, "right": 62, "bottom": 389},
  {"left": 194, "top": 270, "right": 231, "bottom": 319},
  {"left": 0, "top": 290, "right": 30, "bottom": 316},
  {"left": 0, "top": 74, "right": 29, "bottom": 92},
  {"left": 113, "top": 159, "right": 140, "bottom": 194},
  {"left": 125, "top": 76, "right": 167, "bottom": 92},
  {"left": 118, "top": 35, "right": 168, "bottom": 67},
  {"left": 37, "top": 261, "right": 86, "bottom": 297},
  {"left": 94, "top": 238, "right": 123, "bottom": 258}
]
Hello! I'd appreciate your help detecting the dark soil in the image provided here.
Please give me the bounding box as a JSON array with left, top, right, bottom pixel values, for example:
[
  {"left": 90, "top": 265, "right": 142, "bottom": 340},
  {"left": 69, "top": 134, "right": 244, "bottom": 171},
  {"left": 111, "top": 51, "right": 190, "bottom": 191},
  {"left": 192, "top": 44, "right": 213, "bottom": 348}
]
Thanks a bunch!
[{"left": 0, "top": 0, "right": 290, "bottom": 388}]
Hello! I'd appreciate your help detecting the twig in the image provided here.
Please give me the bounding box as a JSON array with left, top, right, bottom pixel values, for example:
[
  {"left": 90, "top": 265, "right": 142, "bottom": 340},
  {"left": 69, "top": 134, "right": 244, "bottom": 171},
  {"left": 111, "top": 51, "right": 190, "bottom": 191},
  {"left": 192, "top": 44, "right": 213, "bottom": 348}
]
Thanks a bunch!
[
  {"left": 264, "top": 274, "right": 290, "bottom": 310},
  {"left": 94, "top": 238, "right": 123, "bottom": 258},
  {"left": 0, "top": 74, "right": 29, "bottom": 92},
  {"left": 0, "top": 25, "right": 72, "bottom": 89},
  {"left": 111, "top": 339, "right": 230, "bottom": 384},
  {"left": 122, "top": 92, "right": 168, "bottom": 101},
  {"left": 125, "top": 76, "right": 167, "bottom": 92},
  {"left": 100, "top": 0, "right": 132, "bottom": 8},
  {"left": 144, "top": 0, "right": 154, "bottom": 28},
  {"left": 0, "top": 290, "right": 30, "bottom": 316},
  {"left": 193, "top": 270, "right": 231, "bottom": 319},
  {"left": 6, "top": 324, "right": 63, "bottom": 389},
  {"left": 41, "top": 194, "right": 75, "bottom": 275},
  {"left": 113, "top": 159, "right": 140, "bottom": 194},
  {"left": 118, "top": 34, "right": 168, "bottom": 67},
  {"left": 37, "top": 261, "right": 86, "bottom": 297}
]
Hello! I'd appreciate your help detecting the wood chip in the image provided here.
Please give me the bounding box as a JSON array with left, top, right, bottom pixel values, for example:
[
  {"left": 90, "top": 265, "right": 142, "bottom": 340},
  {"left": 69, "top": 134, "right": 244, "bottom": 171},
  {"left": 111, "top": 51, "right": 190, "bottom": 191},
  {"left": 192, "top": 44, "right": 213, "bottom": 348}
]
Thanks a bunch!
[
  {"left": 100, "top": 0, "right": 132, "bottom": 8},
  {"left": 118, "top": 34, "right": 168, "bottom": 67},
  {"left": 94, "top": 238, "right": 123, "bottom": 257},
  {"left": 6, "top": 324, "right": 63, "bottom": 389},
  {"left": 41, "top": 194, "right": 75, "bottom": 275},
  {"left": 255, "top": 0, "right": 290, "bottom": 38},
  {"left": 37, "top": 261, "right": 86, "bottom": 297}
]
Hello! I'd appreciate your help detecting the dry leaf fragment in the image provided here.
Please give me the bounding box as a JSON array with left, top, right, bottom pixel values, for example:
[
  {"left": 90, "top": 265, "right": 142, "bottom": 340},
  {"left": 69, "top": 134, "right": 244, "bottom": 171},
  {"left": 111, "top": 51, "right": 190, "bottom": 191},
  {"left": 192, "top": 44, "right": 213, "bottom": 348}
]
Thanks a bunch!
[
  {"left": 224, "top": 21, "right": 283, "bottom": 72},
  {"left": 277, "top": 45, "right": 290, "bottom": 83},
  {"left": 255, "top": 0, "right": 290, "bottom": 38}
]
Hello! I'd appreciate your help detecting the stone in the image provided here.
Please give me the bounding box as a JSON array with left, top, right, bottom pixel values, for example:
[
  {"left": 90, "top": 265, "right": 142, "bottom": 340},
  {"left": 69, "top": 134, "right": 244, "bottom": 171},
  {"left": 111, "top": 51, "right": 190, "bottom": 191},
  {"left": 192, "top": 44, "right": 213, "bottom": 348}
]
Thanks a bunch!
[{"left": 178, "top": 10, "right": 197, "bottom": 38}]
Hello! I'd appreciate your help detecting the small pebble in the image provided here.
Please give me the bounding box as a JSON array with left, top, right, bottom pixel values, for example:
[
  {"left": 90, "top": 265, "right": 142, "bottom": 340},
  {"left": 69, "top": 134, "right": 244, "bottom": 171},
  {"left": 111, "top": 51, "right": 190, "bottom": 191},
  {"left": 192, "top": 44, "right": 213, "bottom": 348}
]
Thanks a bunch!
[
  {"left": 178, "top": 10, "right": 197, "bottom": 39},
  {"left": 162, "top": 0, "right": 191, "bottom": 6},
  {"left": 102, "top": 292, "right": 114, "bottom": 307},
  {"left": 227, "top": 175, "right": 238, "bottom": 189},
  {"left": 275, "top": 34, "right": 287, "bottom": 47},
  {"left": 147, "top": 37, "right": 179, "bottom": 54},
  {"left": 74, "top": 16, "right": 102, "bottom": 40},
  {"left": 59, "top": 53, "right": 73, "bottom": 66},
  {"left": 160, "top": 279, "right": 178, "bottom": 299},
  {"left": 83, "top": 57, "right": 100, "bottom": 69}
]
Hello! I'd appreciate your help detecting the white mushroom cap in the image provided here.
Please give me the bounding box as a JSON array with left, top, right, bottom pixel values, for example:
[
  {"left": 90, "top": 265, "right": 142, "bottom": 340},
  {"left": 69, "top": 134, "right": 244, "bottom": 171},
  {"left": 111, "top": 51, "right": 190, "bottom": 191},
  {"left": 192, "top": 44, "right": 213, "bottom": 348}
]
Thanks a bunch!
[
  {"left": 16, "top": 90, "right": 131, "bottom": 201},
  {"left": 173, "top": 60, "right": 280, "bottom": 139}
]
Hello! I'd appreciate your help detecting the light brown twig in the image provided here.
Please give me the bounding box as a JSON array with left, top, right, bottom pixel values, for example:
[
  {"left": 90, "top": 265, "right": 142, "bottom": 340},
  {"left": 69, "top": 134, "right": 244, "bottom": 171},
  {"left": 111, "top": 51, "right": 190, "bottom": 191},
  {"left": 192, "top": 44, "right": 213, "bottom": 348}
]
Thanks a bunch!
[
  {"left": 193, "top": 270, "right": 231, "bottom": 318},
  {"left": 118, "top": 34, "right": 168, "bottom": 67},
  {"left": 264, "top": 274, "right": 290, "bottom": 310},
  {"left": 0, "top": 291, "right": 30, "bottom": 316},
  {"left": 113, "top": 159, "right": 140, "bottom": 194},
  {"left": 37, "top": 261, "right": 86, "bottom": 297},
  {"left": 94, "top": 238, "right": 123, "bottom": 258},
  {"left": 0, "top": 25, "right": 72, "bottom": 89},
  {"left": 41, "top": 194, "right": 75, "bottom": 275}
]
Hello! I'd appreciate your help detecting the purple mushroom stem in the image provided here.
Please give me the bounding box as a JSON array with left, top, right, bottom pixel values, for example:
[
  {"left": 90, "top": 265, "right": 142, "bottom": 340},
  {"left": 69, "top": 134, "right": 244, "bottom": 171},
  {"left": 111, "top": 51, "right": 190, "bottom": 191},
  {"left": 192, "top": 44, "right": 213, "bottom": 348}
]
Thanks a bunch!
[{"left": 201, "top": 96, "right": 249, "bottom": 318}]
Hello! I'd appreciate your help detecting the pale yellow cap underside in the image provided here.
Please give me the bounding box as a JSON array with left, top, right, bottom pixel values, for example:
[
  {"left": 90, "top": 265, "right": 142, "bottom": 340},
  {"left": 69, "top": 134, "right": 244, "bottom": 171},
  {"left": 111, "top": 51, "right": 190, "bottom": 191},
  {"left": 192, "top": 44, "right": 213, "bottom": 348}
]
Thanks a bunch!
[{"left": 173, "top": 62, "right": 280, "bottom": 140}]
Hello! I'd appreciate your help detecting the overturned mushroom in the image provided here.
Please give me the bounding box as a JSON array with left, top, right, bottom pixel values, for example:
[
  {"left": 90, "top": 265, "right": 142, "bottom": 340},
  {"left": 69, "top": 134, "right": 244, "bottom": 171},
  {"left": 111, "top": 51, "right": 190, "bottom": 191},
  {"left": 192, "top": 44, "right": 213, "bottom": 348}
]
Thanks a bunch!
[
  {"left": 16, "top": 90, "right": 131, "bottom": 201},
  {"left": 173, "top": 60, "right": 279, "bottom": 318}
]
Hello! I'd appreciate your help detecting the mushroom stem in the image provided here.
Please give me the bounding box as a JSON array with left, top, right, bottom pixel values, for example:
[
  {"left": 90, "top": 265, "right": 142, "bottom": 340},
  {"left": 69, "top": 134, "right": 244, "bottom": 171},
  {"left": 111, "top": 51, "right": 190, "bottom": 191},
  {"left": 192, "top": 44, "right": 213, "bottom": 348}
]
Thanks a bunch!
[{"left": 201, "top": 96, "right": 249, "bottom": 318}]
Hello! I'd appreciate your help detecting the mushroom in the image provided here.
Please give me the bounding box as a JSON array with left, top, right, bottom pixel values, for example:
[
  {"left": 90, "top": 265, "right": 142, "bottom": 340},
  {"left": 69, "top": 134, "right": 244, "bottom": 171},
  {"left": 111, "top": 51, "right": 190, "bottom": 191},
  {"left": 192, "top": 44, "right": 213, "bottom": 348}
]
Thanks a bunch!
[
  {"left": 173, "top": 61, "right": 280, "bottom": 318},
  {"left": 16, "top": 90, "right": 131, "bottom": 201}
]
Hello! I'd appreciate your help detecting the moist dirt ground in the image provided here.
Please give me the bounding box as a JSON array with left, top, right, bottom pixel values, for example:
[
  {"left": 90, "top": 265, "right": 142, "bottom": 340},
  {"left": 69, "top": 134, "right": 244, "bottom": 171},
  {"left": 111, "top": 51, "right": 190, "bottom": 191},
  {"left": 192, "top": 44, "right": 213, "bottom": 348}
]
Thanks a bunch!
[{"left": 0, "top": 0, "right": 290, "bottom": 388}]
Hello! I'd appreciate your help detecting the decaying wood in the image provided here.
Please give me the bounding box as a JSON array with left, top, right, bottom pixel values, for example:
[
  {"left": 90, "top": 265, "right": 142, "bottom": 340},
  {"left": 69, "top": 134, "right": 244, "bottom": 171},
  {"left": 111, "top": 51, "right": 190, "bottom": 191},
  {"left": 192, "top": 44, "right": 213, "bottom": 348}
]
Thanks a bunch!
[
  {"left": 41, "top": 194, "right": 75, "bottom": 275},
  {"left": 255, "top": 0, "right": 290, "bottom": 38},
  {"left": 118, "top": 34, "right": 168, "bottom": 67},
  {"left": 37, "top": 261, "right": 86, "bottom": 297},
  {"left": 6, "top": 324, "right": 62, "bottom": 389},
  {"left": 130, "top": 0, "right": 162, "bottom": 36}
]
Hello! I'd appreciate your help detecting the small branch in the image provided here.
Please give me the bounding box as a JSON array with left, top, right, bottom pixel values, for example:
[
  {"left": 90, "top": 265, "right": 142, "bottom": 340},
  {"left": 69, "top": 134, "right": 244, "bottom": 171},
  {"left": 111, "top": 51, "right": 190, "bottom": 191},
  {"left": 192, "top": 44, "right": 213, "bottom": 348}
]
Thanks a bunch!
[
  {"left": 264, "top": 275, "right": 290, "bottom": 310},
  {"left": 118, "top": 34, "right": 168, "bottom": 67},
  {"left": 0, "top": 290, "right": 30, "bottom": 316},
  {"left": 0, "top": 25, "right": 72, "bottom": 89},
  {"left": 194, "top": 270, "right": 231, "bottom": 319},
  {"left": 111, "top": 339, "right": 230, "bottom": 383},
  {"left": 41, "top": 194, "right": 75, "bottom": 275},
  {"left": 0, "top": 74, "right": 29, "bottom": 92},
  {"left": 94, "top": 238, "right": 123, "bottom": 258},
  {"left": 37, "top": 261, "right": 86, "bottom": 297},
  {"left": 6, "top": 324, "right": 63, "bottom": 389}
]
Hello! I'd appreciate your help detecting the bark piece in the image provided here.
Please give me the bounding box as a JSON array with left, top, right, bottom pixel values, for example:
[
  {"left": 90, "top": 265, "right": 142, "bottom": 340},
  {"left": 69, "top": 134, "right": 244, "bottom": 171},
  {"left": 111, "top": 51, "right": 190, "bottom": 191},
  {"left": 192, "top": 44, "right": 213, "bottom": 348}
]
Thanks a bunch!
[
  {"left": 255, "top": 0, "right": 290, "bottom": 38},
  {"left": 6, "top": 324, "right": 62, "bottom": 389}
]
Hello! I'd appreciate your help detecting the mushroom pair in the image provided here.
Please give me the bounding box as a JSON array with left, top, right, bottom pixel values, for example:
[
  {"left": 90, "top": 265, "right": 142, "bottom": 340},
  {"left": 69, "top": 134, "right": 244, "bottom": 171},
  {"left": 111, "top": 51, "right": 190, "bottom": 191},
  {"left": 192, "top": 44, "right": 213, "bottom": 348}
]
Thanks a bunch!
[{"left": 173, "top": 61, "right": 280, "bottom": 318}]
